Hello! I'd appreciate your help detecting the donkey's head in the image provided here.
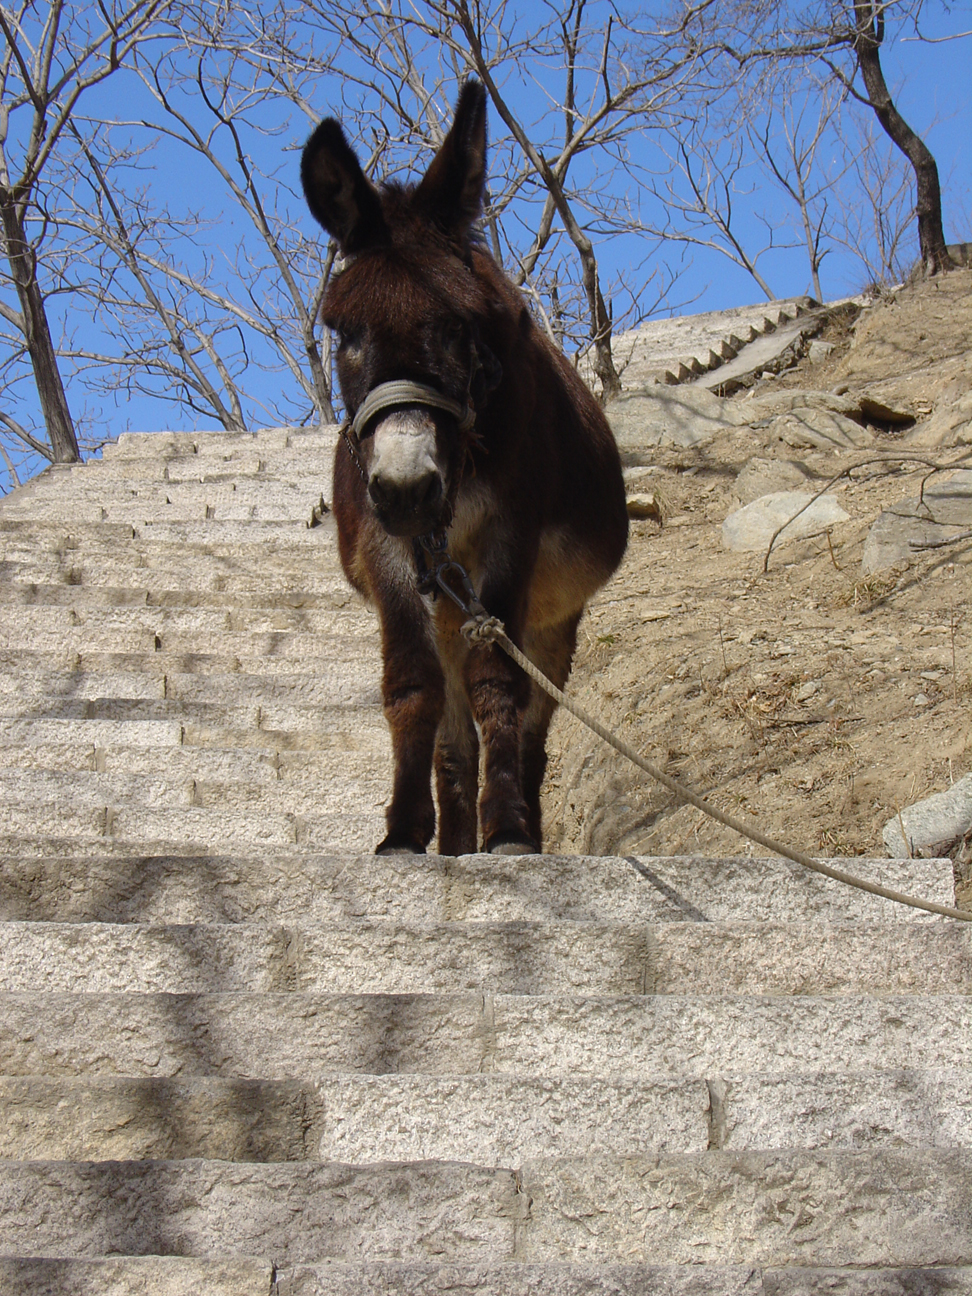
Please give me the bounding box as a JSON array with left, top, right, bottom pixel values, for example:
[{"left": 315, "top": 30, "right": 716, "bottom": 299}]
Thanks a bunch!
[{"left": 302, "top": 81, "right": 490, "bottom": 538}]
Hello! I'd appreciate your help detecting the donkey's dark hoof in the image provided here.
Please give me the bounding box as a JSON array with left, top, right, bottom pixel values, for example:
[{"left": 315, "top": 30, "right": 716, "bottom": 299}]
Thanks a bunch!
[
  {"left": 375, "top": 837, "right": 427, "bottom": 856},
  {"left": 486, "top": 834, "right": 538, "bottom": 856}
]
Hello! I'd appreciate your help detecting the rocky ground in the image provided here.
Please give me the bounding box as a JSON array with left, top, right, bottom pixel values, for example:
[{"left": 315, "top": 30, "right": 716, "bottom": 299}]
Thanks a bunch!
[{"left": 541, "top": 268, "right": 972, "bottom": 908}]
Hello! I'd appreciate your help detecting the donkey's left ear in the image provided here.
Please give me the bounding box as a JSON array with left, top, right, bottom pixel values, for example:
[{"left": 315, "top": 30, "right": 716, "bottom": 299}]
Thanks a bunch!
[{"left": 416, "top": 79, "right": 487, "bottom": 238}]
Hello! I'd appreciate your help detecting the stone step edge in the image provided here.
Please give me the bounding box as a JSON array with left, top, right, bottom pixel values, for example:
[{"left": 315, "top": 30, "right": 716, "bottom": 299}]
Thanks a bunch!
[
  {"left": 0, "top": 1149, "right": 968, "bottom": 1269},
  {"left": 4, "top": 1258, "right": 969, "bottom": 1296},
  {"left": 1, "top": 1068, "right": 971, "bottom": 1163}
]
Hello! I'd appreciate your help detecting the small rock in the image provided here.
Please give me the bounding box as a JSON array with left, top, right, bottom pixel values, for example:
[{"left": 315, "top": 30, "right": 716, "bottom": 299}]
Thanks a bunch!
[
  {"left": 808, "top": 340, "right": 835, "bottom": 362},
  {"left": 722, "top": 491, "right": 850, "bottom": 553},
  {"left": 914, "top": 693, "right": 930, "bottom": 707},
  {"left": 794, "top": 681, "right": 819, "bottom": 702},
  {"left": 627, "top": 492, "right": 662, "bottom": 520},
  {"left": 883, "top": 773, "right": 972, "bottom": 858}
]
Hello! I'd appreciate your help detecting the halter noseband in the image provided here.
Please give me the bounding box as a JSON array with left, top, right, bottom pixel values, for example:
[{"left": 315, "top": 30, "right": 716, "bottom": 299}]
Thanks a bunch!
[{"left": 350, "top": 380, "right": 475, "bottom": 440}]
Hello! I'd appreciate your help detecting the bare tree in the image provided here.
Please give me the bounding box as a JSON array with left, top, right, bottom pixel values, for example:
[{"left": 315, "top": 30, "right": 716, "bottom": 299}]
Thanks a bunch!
[
  {"left": 844, "top": 0, "right": 950, "bottom": 273},
  {"left": 745, "top": 75, "right": 853, "bottom": 301},
  {"left": 58, "top": 33, "right": 341, "bottom": 430},
  {"left": 829, "top": 98, "right": 916, "bottom": 283},
  {"left": 257, "top": 0, "right": 717, "bottom": 398},
  {"left": 0, "top": 0, "right": 170, "bottom": 467},
  {"left": 718, "top": 0, "right": 956, "bottom": 277}
]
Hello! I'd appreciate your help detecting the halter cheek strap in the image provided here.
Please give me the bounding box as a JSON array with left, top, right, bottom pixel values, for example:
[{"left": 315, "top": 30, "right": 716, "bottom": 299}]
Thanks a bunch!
[{"left": 350, "top": 380, "right": 476, "bottom": 439}]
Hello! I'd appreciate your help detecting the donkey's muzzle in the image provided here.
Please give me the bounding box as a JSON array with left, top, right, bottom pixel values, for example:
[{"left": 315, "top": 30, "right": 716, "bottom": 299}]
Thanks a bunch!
[
  {"left": 368, "top": 466, "right": 444, "bottom": 537},
  {"left": 366, "top": 411, "right": 446, "bottom": 538}
]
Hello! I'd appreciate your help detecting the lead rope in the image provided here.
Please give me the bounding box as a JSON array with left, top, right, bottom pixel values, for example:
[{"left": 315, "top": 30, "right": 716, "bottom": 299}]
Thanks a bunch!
[{"left": 420, "top": 544, "right": 972, "bottom": 922}]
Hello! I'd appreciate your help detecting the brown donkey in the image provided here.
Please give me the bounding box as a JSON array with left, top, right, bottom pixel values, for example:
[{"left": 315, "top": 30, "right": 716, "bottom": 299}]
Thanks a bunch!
[{"left": 301, "top": 80, "right": 627, "bottom": 856}]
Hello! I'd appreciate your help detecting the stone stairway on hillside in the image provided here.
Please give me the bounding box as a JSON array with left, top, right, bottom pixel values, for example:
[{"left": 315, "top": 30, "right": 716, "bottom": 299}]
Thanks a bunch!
[
  {"left": 593, "top": 297, "right": 824, "bottom": 390},
  {"left": 0, "top": 427, "right": 970, "bottom": 1294}
]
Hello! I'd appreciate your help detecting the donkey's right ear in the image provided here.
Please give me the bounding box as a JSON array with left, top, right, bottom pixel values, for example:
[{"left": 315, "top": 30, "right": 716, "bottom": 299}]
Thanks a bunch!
[{"left": 301, "top": 119, "right": 388, "bottom": 256}]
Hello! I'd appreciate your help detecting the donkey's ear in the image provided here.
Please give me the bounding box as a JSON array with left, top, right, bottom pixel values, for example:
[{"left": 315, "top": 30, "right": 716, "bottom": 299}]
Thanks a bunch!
[
  {"left": 415, "top": 79, "right": 487, "bottom": 238},
  {"left": 301, "top": 119, "right": 388, "bottom": 256}
]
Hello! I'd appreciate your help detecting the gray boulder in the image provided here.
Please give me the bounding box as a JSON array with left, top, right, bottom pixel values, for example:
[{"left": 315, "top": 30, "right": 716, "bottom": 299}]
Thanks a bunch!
[
  {"left": 883, "top": 774, "right": 972, "bottom": 858},
  {"left": 722, "top": 491, "right": 850, "bottom": 553},
  {"left": 862, "top": 469, "right": 972, "bottom": 573},
  {"left": 606, "top": 386, "right": 743, "bottom": 463}
]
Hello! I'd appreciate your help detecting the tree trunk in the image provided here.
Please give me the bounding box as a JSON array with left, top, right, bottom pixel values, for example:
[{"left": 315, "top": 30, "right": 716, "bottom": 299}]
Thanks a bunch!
[
  {"left": 0, "top": 192, "right": 80, "bottom": 463},
  {"left": 852, "top": 1, "right": 951, "bottom": 276}
]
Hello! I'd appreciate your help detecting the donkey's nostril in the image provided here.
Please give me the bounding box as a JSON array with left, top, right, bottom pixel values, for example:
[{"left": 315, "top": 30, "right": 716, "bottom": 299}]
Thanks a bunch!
[
  {"left": 368, "top": 469, "right": 443, "bottom": 523},
  {"left": 368, "top": 475, "right": 391, "bottom": 509},
  {"left": 417, "top": 472, "right": 442, "bottom": 510}
]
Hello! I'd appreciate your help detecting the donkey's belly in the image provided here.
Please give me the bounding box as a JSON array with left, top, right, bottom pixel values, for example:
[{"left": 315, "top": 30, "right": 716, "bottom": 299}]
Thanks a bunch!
[{"left": 527, "top": 525, "right": 609, "bottom": 628}]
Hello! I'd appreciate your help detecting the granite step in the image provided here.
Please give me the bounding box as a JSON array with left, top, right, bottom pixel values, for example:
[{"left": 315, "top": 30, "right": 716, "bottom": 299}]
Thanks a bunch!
[
  {"left": 0, "top": 646, "right": 380, "bottom": 679},
  {"left": 0, "top": 675, "right": 380, "bottom": 722},
  {"left": 0, "top": 802, "right": 382, "bottom": 853},
  {"left": 0, "top": 575, "right": 353, "bottom": 607},
  {"left": 0, "top": 852, "right": 952, "bottom": 925},
  {"left": 2, "top": 1069, "right": 970, "bottom": 1163},
  {"left": 0, "top": 1150, "right": 967, "bottom": 1267},
  {"left": 2, "top": 1258, "right": 968, "bottom": 1296},
  {"left": 276, "top": 1262, "right": 972, "bottom": 1296},
  {"left": 0, "top": 992, "right": 968, "bottom": 1078},
  {"left": 0, "top": 919, "right": 965, "bottom": 996},
  {"left": 0, "top": 601, "right": 374, "bottom": 643}
]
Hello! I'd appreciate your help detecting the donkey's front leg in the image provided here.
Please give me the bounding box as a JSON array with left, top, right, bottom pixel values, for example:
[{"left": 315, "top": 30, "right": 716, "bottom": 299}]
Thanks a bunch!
[
  {"left": 464, "top": 638, "right": 534, "bottom": 855},
  {"left": 374, "top": 598, "right": 444, "bottom": 855}
]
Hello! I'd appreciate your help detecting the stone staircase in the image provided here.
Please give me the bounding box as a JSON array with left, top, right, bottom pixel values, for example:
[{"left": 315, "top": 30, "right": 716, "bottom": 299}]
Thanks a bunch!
[
  {"left": 597, "top": 297, "right": 821, "bottom": 389},
  {"left": 0, "top": 427, "right": 970, "bottom": 1294}
]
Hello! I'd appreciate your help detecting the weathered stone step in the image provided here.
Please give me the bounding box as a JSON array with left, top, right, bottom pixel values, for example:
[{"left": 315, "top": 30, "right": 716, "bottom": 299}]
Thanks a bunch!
[
  {"left": 0, "top": 675, "right": 379, "bottom": 724},
  {"left": 0, "top": 919, "right": 965, "bottom": 996},
  {"left": 0, "top": 852, "right": 952, "bottom": 925},
  {"left": 0, "top": 1150, "right": 967, "bottom": 1266},
  {"left": 0, "top": 576, "right": 353, "bottom": 609},
  {"left": 0, "top": 621, "right": 371, "bottom": 656},
  {"left": 1, "top": 478, "right": 331, "bottom": 517},
  {"left": 7, "top": 1070, "right": 971, "bottom": 1163},
  {"left": 0, "top": 741, "right": 389, "bottom": 807},
  {"left": 0, "top": 801, "right": 380, "bottom": 853},
  {"left": 0, "top": 920, "right": 650, "bottom": 995},
  {"left": 11, "top": 465, "right": 335, "bottom": 495},
  {"left": 0, "top": 1074, "right": 705, "bottom": 1161},
  {"left": 0, "top": 515, "right": 347, "bottom": 548},
  {"left": 69, "top": 451, "right": 334, "bottom": 483},
  {"left": 100, "top": 427, "right": 339, "bottom": 459},
  {"left": 0, "top": 756, "right": 388, "bottom": 808},
  {"left": 0, "top": 601, "right": 373, "bottom": 644},
  {"left": 3, "top": 1257, "right": 968, "bottom": 1296},
  {"left": 275, "top": 1262, "right": 972, "bottom": 1296},
  {"left": 1, "top": 553, "right": 350, "bottom": 596},
  {"left": 0, "top": 664, "right": 374, "bottom": 709},
  {"left": 0, "top": 645, "right": 378, "bottom": 680},
  {"left": 0, "top": 992, "right": 968, "bottom": 1078},
  {"left": 0, "top": 1254, "right": 274, "bottom": 1296},
  {"left": 1, "top": 496, "right": 326, "bottom": 526},
  {"left": 0, "top": 739, "right": 389, "bottom": 807}
]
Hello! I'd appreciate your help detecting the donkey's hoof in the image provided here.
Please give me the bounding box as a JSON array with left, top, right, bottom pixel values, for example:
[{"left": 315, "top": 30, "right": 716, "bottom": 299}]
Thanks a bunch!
[
  {"left": 487, "top": 834, "right": 537, "bottom": 856},
  {"left": 375, "top": 837, "right": 427, "bottom": 856}
]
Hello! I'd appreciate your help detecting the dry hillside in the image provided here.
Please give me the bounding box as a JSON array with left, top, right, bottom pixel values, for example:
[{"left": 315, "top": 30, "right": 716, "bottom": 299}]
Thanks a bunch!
[{"left": 542, "top": 269, "right": 972, "bottom": 907}]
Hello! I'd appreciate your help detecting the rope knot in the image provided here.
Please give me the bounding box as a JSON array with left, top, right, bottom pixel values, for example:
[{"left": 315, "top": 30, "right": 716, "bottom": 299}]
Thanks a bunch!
[{"left": 461, "top": 613, "right": 503, "bottom": 644}]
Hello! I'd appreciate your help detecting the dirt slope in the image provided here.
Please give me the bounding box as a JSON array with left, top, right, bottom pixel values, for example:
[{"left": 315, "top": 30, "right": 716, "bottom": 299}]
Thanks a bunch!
[{"left": 542, "top": 269, "right": 972, "bottom": 906}]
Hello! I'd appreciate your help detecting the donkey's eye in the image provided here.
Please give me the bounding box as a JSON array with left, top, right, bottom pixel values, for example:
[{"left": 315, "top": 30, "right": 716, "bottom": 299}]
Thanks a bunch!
[
  {"left": 336, "top": 328, "right": 363, "bottom": 355},
  {"left": 438, "top": 323, "right": 466, "bottom": 355}
]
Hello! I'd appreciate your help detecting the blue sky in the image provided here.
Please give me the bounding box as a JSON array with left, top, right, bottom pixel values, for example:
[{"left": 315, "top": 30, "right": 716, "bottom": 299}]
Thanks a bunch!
[{"left": 2, "top": 2, "right": 971, "bottom": 486}]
